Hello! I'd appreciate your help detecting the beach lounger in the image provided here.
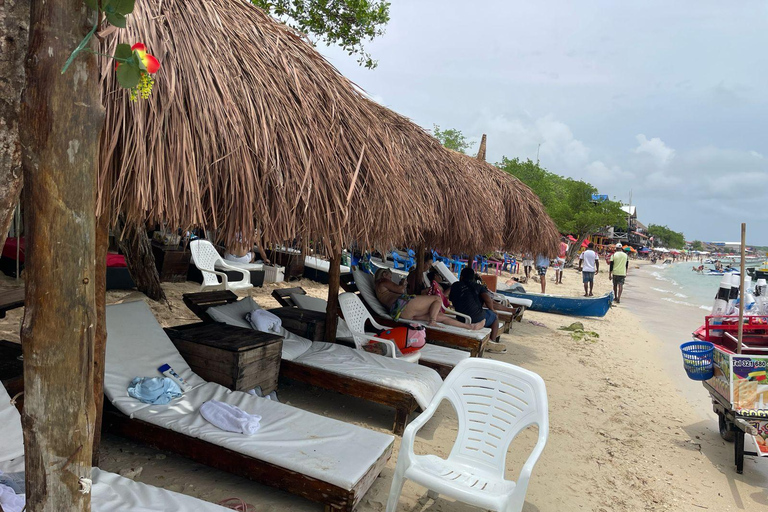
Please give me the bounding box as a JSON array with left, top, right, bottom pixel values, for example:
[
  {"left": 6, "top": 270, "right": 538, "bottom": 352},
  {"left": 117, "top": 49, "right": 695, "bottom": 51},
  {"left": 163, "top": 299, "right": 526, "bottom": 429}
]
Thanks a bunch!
[
  {"left": 0, "top": 382, "right": 231, "bottom": 512},
  {"left": 104, "top": 300, "right": 394, "bottom": 511},
  {"left": 271, "top": 287, "right": 469, "bottom": 378},
  {"left": 347, "top": 269, "right": 491, "bottom": 356},
  {"left": 182, "top": 291, "right": 443, "bottom": 433}
]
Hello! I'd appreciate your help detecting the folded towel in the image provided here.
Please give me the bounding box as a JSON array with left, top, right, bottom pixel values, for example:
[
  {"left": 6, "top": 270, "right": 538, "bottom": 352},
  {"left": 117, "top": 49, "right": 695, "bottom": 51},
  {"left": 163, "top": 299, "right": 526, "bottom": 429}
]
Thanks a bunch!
[
  {"left": 0, "top": 482, "right": 24, "bottom": 512},
  {"left": 127, "top": 377, "right": 182, "bottom": 405},
  {"left": 200, "top": 400, "right": 261, "bottom": 435},
  {"left": 246, "top": 309, "right": 282, "bottom": 334}
]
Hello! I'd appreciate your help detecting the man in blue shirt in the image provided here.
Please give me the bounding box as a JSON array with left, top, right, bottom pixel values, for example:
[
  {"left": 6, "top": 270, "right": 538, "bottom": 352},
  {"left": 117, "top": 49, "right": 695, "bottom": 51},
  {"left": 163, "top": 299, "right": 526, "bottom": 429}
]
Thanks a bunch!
[{"left": 535, "top": 253, "right": 550, "bottom": 293}]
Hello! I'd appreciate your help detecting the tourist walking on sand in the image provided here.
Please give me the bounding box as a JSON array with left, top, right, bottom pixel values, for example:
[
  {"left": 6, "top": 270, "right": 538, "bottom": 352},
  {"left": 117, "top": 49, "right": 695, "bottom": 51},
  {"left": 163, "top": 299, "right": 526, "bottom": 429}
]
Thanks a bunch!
[
  {"left": 535, "top": 253, "right": 550, "bottom": 293},
  {"left": 522, "top": 252, "right": 534, "bottom": 281},
  {"left": 610, "top": 242, "right": 629, "bottom": 304},
  {"left": 578, "top": 243, "right": 599, "bottom": 297},
  {"left": 555, "top": 237, "right": 568, "bottom": 284}
]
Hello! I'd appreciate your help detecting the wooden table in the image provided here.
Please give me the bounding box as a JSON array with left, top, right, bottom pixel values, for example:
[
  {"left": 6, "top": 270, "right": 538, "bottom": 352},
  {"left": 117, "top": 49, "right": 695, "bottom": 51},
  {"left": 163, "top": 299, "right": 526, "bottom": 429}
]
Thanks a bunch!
[
  {"left": 165, "top": 322, "right": 283, "bottom": 394},
  {"left": 0, "top": 288, "right": 24, "bottom": 319}
]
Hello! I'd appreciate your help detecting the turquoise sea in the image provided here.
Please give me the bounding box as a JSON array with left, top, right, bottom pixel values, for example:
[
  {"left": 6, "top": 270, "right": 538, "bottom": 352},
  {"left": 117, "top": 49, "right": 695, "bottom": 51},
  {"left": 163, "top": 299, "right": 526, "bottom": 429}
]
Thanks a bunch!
[{"left": 641, "top": 261, "right": 763, "bottom": 312}]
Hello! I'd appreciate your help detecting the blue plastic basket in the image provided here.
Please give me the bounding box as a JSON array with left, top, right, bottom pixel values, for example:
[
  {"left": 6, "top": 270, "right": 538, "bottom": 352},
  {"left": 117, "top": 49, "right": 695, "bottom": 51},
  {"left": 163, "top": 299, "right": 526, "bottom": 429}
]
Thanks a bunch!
[{"left": 680, "top": 341, "right": 714, "bottom": 381}]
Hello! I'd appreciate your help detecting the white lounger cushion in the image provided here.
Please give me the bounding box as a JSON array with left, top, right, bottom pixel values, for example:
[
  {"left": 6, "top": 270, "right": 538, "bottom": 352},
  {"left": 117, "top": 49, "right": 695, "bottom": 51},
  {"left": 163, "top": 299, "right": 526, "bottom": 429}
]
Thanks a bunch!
[
  {"left": 216, "top": 261, "right": 264, "bottom": 271},
  {"left": 207, "top": 298, "right": 311, "bottom": 360},
  {"left": 130, "top": 382, "right": 391, "bottom": 490},
  {"left": 0, "top": 382, "right": 24, "bottom": 473},
  {"left": 304, "top": 256, "right": 351, "bottom": 274},
  {"left": 0, "top": 384, "right": 230, "bottom": 511},
  {"left": 105, "top": 302, "right": 207, "bottom": 418},
  {"left": 352, "top": 270, "right": 491, "bottom": 340},
  {"left": 91, "top": 469, "right": 230, "bottom": 511},
  {"left": 293, "top": 342, "right": 441, "bottom": 409},
  {"left": 106, "top": 301, "right": 393, "bottom": 491}
]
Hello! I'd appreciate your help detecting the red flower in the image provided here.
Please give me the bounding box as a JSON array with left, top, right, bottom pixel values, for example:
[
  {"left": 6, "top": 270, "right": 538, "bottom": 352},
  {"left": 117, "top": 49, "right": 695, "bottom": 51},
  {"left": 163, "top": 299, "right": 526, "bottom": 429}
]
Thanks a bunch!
[{"left": 131, "top": 42, "right": 161, "bottom": 74}]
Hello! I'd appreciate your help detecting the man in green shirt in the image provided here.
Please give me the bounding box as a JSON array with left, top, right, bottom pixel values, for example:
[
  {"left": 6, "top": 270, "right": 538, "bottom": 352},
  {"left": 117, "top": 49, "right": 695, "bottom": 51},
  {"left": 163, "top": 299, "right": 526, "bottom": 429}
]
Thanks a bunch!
[{"left": 609, "top": 243, "right": 629, "bottom": 304}]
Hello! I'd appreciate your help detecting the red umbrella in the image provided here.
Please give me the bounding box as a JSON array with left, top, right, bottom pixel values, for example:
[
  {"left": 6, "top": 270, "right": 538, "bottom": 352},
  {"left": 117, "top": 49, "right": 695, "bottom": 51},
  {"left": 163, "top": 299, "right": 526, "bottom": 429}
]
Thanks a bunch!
[
  {"left": 567, "top": 235, "right": 577, "bottom": 242},
  {"left": 581, "top": 239, "right": 589, "bottom": 248}
]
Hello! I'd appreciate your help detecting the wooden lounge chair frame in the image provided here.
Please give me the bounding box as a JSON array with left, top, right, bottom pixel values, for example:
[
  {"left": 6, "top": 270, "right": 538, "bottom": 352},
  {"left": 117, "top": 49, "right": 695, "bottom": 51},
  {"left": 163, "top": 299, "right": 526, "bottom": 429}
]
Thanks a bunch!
[
  {"left": 339, "top": 277, "right": 489, "bottom": 357},
  {"left": 102, "top": 402, "right": 390, "bottom": 512},
  {"left": 182, "top": 291, "right": 422, "bottom": 434}
]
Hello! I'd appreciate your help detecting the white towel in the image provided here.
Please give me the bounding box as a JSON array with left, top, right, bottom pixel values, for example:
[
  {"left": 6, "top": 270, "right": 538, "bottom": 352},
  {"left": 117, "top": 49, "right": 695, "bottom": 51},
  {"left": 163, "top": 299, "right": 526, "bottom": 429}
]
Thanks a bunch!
[
  {"left": 247, "top": 309, "right": 282, "bottom": 334},
  {"left": 0, "top": 483, "right": 24, "bottom": 512},
  {"left": 199, "top": 400, "right": 261, "bottom": 435}
]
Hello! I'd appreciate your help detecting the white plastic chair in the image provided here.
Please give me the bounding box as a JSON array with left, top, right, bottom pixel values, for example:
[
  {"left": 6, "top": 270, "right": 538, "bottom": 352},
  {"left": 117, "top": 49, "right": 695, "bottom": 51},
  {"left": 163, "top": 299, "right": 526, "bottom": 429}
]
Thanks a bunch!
[
  {"left": 189, "top": 239, "right": 253, "bottom": 292},
  {"left": 386, "top": 358, "right": 548, "bottom": 512},
  {"left": 338, "top": 292, "right": 420, "bottom": 363}
]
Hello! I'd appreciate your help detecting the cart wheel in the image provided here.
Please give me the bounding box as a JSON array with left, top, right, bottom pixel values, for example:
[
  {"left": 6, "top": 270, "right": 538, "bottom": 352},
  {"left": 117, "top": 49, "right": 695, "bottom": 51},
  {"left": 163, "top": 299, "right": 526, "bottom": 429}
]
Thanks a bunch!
[{"left": 719, "top": 413, "right": 735, "bottom": 442}]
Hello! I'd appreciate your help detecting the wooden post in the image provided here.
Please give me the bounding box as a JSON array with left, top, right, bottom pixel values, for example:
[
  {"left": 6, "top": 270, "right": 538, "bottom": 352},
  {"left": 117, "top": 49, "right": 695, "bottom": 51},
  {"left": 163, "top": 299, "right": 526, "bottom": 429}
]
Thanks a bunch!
[
  {"left": 92, "top": 213, "right": 109, "bottom": 465},
  {"left": 324, "top": 252, "right": 342, "bottom": 343},
  {"left": 19, "top": 0, "right": 104, "bottom": 509},
  {"left": 415, "top": 242, "right": 426, "bottom": 288},
  {"left": 737, "top": 223, "right": 746, "bottom": 354}
]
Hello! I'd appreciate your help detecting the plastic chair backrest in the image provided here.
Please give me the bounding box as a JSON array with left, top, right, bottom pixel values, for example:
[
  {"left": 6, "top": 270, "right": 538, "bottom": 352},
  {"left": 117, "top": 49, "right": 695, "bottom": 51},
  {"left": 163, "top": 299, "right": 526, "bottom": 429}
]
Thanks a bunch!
[
  {"left": 190, "top": 240, "right": 222, "bottom": 288},
  {"left": 440, "top": 359, "right": 548, "bottom": 476},
  {"left": 338, "top": 292, "right": 381, "bottom": 349}
]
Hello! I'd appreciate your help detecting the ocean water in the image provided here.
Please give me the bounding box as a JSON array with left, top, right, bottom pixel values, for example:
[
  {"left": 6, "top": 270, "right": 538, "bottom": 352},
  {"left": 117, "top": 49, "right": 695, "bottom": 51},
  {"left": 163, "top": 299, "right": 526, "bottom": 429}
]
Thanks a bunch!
[{"left": 642, "top": 262, "right": 737, "bottom": 312}]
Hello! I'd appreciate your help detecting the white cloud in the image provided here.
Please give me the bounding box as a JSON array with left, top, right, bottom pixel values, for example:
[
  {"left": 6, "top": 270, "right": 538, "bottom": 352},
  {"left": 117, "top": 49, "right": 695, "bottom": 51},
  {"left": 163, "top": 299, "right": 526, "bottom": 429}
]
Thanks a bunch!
[{"left": 633, "top": 134, "right": 675, "bottom": 167}]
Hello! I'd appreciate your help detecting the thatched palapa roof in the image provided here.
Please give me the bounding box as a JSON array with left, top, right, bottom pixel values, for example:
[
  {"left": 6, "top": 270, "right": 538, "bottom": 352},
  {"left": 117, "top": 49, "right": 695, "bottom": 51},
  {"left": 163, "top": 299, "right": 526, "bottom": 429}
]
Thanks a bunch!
[{"left": 97, "top": 0, "right": 558, "bottom": 256}]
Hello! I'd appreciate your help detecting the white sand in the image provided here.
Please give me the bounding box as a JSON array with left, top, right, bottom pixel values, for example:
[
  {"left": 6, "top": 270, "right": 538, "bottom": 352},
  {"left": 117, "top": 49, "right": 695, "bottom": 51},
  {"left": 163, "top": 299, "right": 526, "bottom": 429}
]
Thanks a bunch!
[{"left": 2, "top": 263, "right": 767, "bottom": 511}]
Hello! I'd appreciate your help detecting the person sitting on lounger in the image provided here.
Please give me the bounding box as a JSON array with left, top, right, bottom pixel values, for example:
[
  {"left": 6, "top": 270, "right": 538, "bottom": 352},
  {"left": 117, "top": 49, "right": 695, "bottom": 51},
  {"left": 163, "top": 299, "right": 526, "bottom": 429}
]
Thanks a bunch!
[
  {"left": 425, "top": 269, "right": 451, "bottom": 308},
  {"left": 224, "top": 232, "right": 270, "bottom": 265},
  {"left": 374, "top": 268, "right": 480, "bottom": 328}
]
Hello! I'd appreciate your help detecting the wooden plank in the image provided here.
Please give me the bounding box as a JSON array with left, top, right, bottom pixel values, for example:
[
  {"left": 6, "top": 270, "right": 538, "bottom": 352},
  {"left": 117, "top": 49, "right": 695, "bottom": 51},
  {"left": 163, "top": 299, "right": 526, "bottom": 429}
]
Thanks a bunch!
[
  {"left": 182, "top": 291, "right": 238, "bottom": 322},
  {"left": 374, "top": 316, "right": 487, "bottom": 357},
  {"left": 102, "top": 405, "right": 391, "bottom": 512},
  {"left": 271, "top": 287, "right": 306, "bottom": 307}
]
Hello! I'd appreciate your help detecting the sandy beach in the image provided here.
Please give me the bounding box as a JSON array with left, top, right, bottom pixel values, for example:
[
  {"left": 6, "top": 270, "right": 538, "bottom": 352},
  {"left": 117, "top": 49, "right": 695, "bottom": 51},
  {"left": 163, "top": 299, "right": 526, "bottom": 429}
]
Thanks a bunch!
[{"left": 1, "top": 263, "right": 767, "bottom": 511}]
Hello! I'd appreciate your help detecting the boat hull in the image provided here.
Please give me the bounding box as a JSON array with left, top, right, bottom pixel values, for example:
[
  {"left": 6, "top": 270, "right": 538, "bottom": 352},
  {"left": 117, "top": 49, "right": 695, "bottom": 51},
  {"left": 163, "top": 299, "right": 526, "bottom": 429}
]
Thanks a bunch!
[{"left": 497, "top": 290, "right": 614, "bottom": 317}]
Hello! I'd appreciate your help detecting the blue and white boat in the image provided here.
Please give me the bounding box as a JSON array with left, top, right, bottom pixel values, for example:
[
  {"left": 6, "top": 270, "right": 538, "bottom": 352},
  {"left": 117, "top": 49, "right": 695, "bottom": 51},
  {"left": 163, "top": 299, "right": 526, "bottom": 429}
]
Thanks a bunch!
[{"left": 497, "top": 290, "right": 614, "bottom": 317}]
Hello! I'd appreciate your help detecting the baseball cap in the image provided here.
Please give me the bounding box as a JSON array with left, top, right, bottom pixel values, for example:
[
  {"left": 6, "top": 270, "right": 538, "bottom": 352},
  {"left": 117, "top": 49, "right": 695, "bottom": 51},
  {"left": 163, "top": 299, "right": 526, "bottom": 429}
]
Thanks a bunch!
[{"left": 615, "top": 243, "right": 623, "bottom": 248}]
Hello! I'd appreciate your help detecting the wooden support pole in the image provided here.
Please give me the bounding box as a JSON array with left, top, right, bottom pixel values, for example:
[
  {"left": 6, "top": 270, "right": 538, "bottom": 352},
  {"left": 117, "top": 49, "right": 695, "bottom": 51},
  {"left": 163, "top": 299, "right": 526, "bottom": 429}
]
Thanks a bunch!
[
  {"left": 92, "top": 213, "right": 109, "bottom": 465},
  {"left": 737, "top": 223, "right": 746, "bottom": 354},
  {"left": 19, "top": 0, "right": 104, "bottom": 508},
  {"left": 414, "top": 242, "right": 426, "bottom": 291},
  {"left": 324, "top": 252, "right": 342, "bottom": 343}
]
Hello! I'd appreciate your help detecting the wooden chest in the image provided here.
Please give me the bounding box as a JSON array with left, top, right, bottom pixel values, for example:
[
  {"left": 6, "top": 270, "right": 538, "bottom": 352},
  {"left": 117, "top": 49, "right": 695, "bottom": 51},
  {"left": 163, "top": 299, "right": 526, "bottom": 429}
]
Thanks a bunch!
[
  {"left": 151, "top": 241, "right": 192, "bottom": 282},
  {"left": 269, "top": 307, "right": 327, "bottom": 341},
  {"left": 266, "top": 249, "right": 304, "bottom": 280},
  {"left": 164, "top": 322, "right": 283, "bottom": 393}
]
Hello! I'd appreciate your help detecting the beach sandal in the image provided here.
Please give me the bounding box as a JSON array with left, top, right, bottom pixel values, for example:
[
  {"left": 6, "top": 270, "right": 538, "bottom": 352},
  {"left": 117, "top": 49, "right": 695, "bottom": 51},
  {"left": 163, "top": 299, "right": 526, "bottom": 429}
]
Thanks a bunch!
[
  {"left": 485, "top": 341, "right": 507, "bottom": 354},
  {"left": 218, "top": 498, "right": 256, "bottom": 511}
]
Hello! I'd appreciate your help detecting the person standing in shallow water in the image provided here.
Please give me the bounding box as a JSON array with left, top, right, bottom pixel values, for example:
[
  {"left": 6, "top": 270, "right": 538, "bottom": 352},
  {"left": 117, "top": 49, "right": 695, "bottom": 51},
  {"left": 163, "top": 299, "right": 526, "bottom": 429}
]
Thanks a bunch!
[{"left": 610, "top": 243, "right": 629, "bottom": 304}]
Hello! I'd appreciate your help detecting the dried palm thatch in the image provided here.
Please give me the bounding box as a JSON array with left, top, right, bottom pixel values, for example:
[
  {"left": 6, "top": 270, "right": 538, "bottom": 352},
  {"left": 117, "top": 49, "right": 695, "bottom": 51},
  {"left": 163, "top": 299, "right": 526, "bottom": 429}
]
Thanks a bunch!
[
  {"left": 97, "top": 0, "right": 557, "bottom": 257},
  {"left": 98, "top": 0, "right": 440, "bottom": 253},
  {"left": 451, "top": 151, "right": 560, "bottom": 257}
]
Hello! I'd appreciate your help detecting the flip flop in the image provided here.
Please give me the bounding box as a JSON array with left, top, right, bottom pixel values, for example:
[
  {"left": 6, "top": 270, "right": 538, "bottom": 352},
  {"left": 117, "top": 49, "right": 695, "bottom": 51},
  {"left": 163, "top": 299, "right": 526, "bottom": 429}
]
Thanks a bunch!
[{"left": 218, "top": 498, "right": 256, "bottom": 511}]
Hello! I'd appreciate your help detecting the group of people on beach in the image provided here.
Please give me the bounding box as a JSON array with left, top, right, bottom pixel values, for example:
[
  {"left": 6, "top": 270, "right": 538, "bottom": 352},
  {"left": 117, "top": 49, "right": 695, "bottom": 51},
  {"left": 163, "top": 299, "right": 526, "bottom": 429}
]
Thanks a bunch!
[{"left": 373, "top": 254, "right": 521, "bottom": 353}]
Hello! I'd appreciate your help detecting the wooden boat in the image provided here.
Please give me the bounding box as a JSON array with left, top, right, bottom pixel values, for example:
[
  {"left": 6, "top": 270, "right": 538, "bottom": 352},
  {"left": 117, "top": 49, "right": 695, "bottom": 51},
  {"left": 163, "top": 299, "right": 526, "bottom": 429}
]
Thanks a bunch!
[{"left": 497, "top": 290, "right": 614, "bottom": 317}]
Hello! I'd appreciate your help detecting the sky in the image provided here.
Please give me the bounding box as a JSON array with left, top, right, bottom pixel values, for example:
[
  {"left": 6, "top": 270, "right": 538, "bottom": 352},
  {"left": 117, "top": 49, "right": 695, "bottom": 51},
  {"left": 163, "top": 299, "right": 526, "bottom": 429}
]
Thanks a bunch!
[{"left": 315, "top": 0, "right": 768, "bottom": 245}]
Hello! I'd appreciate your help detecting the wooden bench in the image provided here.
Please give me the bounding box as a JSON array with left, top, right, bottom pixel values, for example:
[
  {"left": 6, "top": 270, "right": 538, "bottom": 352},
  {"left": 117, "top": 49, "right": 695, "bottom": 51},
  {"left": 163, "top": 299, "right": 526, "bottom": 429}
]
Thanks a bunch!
[{"left": 0, "top": 288, "right": 24, "bottom": 319}]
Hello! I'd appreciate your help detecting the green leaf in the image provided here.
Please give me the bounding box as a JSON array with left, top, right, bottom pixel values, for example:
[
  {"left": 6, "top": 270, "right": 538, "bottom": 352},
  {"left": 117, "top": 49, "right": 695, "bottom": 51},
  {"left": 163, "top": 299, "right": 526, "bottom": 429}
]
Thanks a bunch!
[
  {"left": 83, "top": 0, "right": 98, "bottom": 10},
  {"left": 110, "top": 0, "right": 135, "bottom": 15},
  {"left": 114, "top": 43, "right": 132, "bottom": 61},
  {"left": 106, "top": 12, "right": 126, "bottom": 28},
  {"left": 116, "top": 63, "right": 141, "bottom": 89}
]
